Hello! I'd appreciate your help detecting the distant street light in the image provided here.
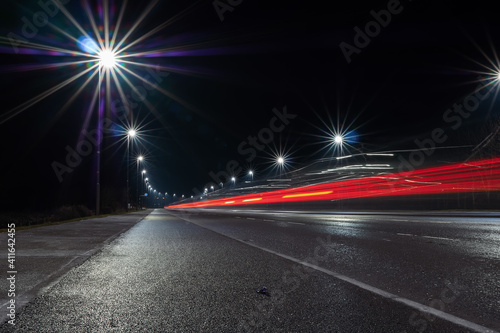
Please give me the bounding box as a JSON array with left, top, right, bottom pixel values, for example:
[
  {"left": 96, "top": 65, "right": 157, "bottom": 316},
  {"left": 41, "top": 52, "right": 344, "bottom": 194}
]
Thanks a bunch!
[
  {"left": 140, "top": 170, "right": 146, "bottom": 209},
  {"left": 136, "top": 156, "right": 143, "bottom": 210},
  {"left": 334, "top": 135, "right": 343, "bottom": 144},
  {"left": 275, "top": 156, "right": 288, "bottom": 178},
  {"left": 248, "top": 170, "right": 254, "bottom": 181}
]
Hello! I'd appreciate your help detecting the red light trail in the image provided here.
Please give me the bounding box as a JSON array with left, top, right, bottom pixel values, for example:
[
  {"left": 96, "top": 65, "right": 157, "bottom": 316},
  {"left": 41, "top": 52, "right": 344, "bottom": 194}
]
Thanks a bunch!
[{"left": 166, "top": 157, "right": 500, "bottom": 209}]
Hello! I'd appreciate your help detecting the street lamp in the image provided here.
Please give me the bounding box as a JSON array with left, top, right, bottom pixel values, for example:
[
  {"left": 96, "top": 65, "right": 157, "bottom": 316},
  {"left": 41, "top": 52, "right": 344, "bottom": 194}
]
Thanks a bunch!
[
  {"left": 248, "top": 170, "right": 254, "bottom": 181},
  {"left": 98, "top": 49, "right": 117, "bottom": 69},
  {"left": 126, "top": 129, "right": 137, "bottom": 211},
  {"left": 276, "top": 156, "right": 286, "bottom": 178},
  {"left": 128, "top": 129, "right": 136, "bottom": 138},
  {"left": 231, "top": 176, "right": 236, "bottom": 186},
  {"left": 93, "top": 45, "right": 119, "bottom": 216},
  {"left": 140, "top": 170, "right": 146, "bottom": 209},
  {"left": 333, "top": 135, "right": 343, "bottom": 145},
  {"left": 136, "top": 156, "right": 143, "bottom": 210}
]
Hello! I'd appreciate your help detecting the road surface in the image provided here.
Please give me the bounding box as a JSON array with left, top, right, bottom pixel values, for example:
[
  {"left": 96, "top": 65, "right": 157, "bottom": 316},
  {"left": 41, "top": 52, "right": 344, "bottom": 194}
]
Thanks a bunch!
[{"left": 1, "top": 208, "right": 498, "bottom": 332}]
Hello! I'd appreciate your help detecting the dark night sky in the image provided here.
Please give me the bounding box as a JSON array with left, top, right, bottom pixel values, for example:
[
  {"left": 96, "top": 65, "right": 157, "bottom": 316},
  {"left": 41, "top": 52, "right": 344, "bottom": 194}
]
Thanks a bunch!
[{"left": 1, "top": 0, "right": 499, "bottom": 211}]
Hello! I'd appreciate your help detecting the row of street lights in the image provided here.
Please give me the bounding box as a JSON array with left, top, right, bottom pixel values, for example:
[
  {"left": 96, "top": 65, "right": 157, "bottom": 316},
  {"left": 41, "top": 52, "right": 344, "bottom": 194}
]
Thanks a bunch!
[
  {"left": 197, "top": 155, "right": 289, "bottom": 197},
  {"left": 95, "top": 50, "right": 176, "bottom": 211},
  {"left": 95, "top": 47, "right": 348, "bottom": 208}
]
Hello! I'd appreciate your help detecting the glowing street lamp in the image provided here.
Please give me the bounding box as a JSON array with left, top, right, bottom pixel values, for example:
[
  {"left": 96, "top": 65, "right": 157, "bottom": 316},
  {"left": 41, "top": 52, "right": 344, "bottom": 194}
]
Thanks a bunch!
[
  {"left": 127, "top": 129, "right": 136, "bottom": 138},
  {"left": 330, "top": 132, "right": 350, "bottom": 156},
  {"left": 275, "top": 156, "right": 287, "bottom": 178},
  {"left": 139, "top": 170, "right": 147, "bottom": 209},
  {"left": 95, "top": 49, "right": 119, "bottom": 215},
  {"left": 248, "top": 170, "right": 254, "bottom": 181},
  {"left": 126, "top": 129, "right": 138, "bottom": 211},
  {"left": 98, "top": 49, "right": 117, "bottom": 69},
  {"left": 136, "top": 155, "right": 144, "bottom": 210},
  {"left": 231, "top": 176, "right": 236, "bottom": 185},
  {"left": 333, "top": 135, "right": 343, "bottom": 145}
]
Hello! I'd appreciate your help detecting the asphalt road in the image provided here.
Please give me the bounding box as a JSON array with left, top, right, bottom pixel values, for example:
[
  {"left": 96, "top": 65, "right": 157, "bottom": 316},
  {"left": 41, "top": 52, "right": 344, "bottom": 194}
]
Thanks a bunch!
[
  {"left": 171, "top": 208, "right": 500, "bottom": 332},
  {"left": 1, "top": 208, "right": 499, "bottom": 332}
]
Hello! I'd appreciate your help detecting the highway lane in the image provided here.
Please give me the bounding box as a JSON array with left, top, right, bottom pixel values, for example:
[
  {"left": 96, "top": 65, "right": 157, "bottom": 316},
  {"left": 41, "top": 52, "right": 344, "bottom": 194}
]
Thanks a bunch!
[
  {"left": 1, "top": 209, "right": 489, "bottom": 332},
  {"left": 169, "top": 208, "right": 500, "bottom": 332}
]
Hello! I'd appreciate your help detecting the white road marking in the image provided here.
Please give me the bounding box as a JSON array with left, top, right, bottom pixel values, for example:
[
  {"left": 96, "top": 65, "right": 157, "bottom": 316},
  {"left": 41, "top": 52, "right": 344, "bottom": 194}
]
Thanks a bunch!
[
  {"left": 422, "top": 235, "right": 454, "bottom": 241},
  {"left": 397, "top": 233, "right": 414, "bottom": 237},
  {"left": 288, "top": 222, "right": 305, "bottom": 225},
  {"left": 234, "top": 239, "right": 497, "bottom": 333},
  {"left": 179, "top": 217, "right": 498, "bottom": 333}
]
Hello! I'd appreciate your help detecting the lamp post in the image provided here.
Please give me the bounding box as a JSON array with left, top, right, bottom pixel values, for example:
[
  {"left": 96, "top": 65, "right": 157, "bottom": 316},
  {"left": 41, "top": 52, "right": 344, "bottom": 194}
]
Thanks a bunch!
[
  {"left": 248, "top": 170, "right": 254, "bottom": 181},
  {"left": 332, "top": 134, "right": 345, "bottom": 157},
  {"left": 136, "top": 156, "right": 143, "bottom": 210},
  {"left": 95, "top": 48, "right": 118, "bottom": 216},
  {"left": 96, "top": 65, "right": 102, "bottom": 216},
  {"left": 141, "top": 170, "right": 146, "bottom": 208},
  {"left": 126, "top": 129, "right": 136, "bottom": 211},
  {"left": 277, "top": 156, "right": 285, "bottom": 178}
]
